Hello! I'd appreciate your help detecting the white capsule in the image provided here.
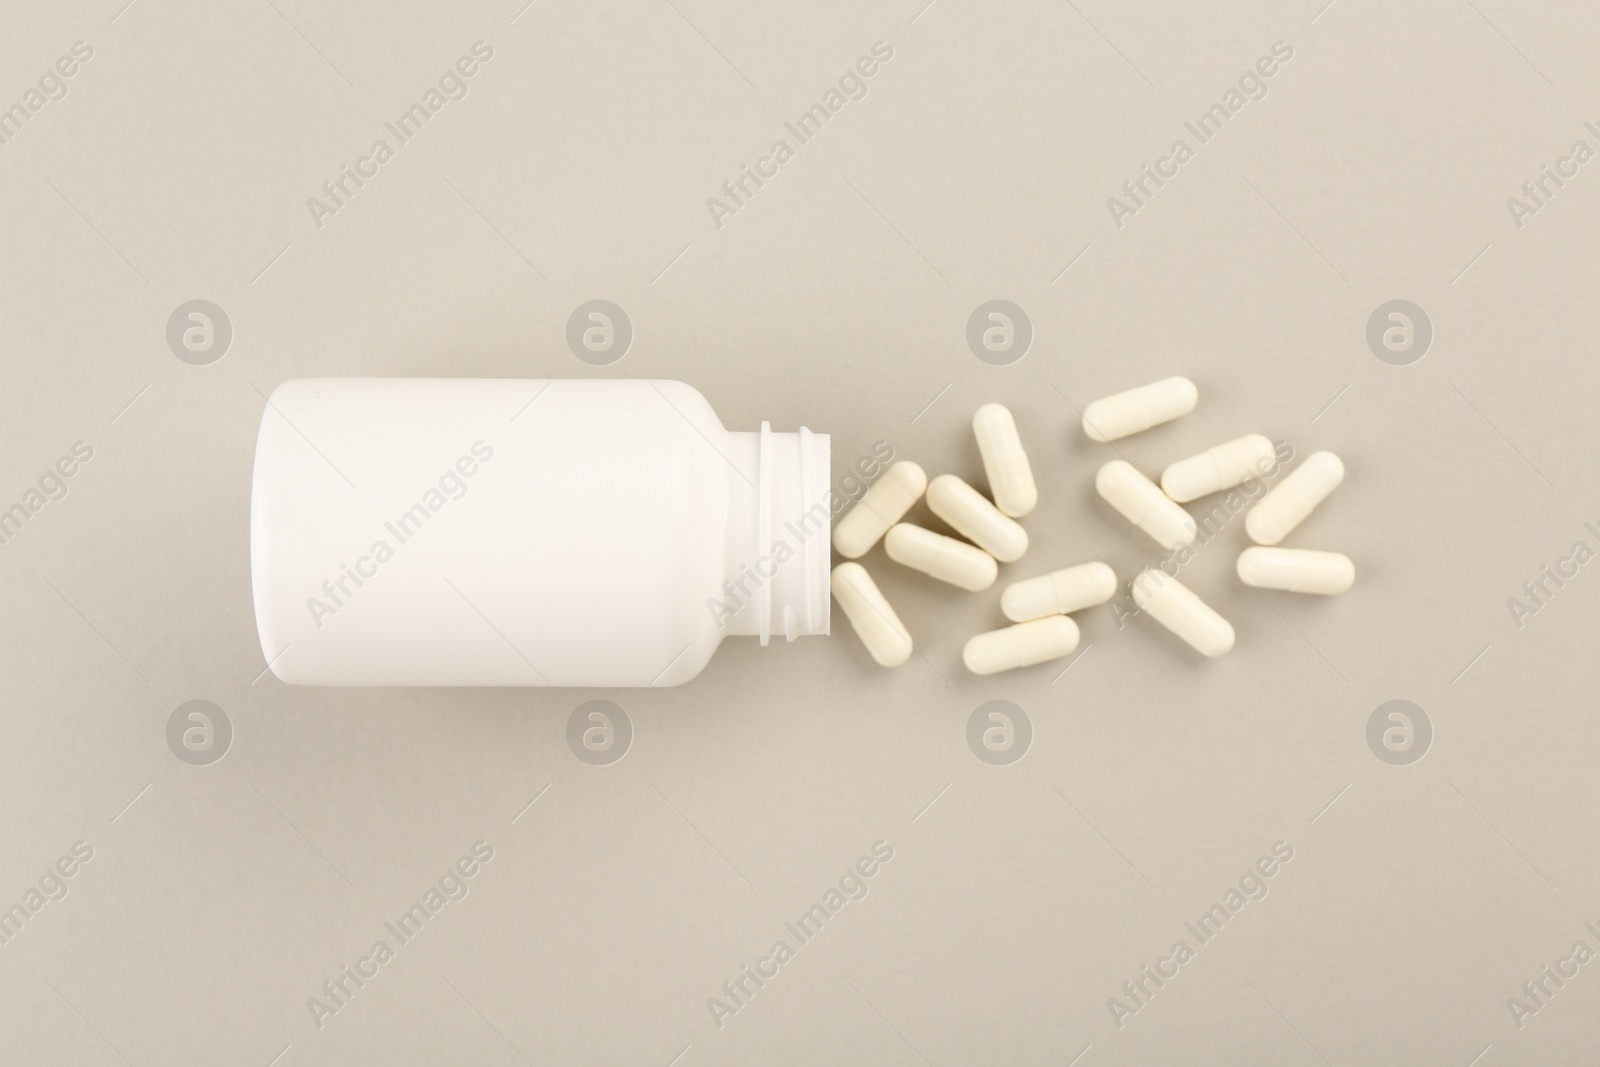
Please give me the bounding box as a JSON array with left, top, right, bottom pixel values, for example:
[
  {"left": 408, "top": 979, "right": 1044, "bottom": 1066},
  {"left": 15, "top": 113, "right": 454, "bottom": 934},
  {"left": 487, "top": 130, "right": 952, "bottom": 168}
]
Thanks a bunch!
[
  {"left": 1161, "top": 434, "right": 1277, "bottom": 503},
  {"left": 1246, "top": 451, "right": 1345, "bottom": 545},
  {"left": 1082, "top": 376, "right": 1198, "bottom": 442},
  {"left": 1131, "top": 570, "right": 1234, "bottom": 657},
  {"left": 963, "top": 616, "right": 1080, "bottom": 675},
  {"left": 884, "top": 523, "right": 997, "bottom": 591},
  {"left": 832, "top": 461, "right": 927, "bottom": 558},
  {"left": 973, "top": 403, "right": 1037, "bottom": 518},
  {"left": 1001, "top": 562, "right": 1117, "bottom": 623},
  {"left": 1095, "top": 461, "right": 1197, "bottom": 550},
  {"left": 830, "top": 562, "right": 913, "bottom": 667},
  {"left": 925, "top": 474, "right": 1028, "bottom": 563},
  {"left": 1237, "top": 547, "right": 1354, "bottom": 595}
]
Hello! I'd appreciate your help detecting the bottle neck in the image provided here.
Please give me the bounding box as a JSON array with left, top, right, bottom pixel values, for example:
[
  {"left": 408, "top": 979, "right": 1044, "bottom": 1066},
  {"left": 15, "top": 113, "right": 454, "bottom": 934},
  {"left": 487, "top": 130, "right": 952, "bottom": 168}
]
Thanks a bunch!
[{"left": 719, "top": 423, "right": 831, "bottom": 643}]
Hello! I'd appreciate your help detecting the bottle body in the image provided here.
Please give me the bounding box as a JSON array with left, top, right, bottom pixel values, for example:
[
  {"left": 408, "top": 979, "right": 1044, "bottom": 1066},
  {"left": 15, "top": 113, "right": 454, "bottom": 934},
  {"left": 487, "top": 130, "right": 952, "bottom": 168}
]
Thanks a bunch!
[{"left": 249, "top": 378, "right": 830, "bottom": 687}]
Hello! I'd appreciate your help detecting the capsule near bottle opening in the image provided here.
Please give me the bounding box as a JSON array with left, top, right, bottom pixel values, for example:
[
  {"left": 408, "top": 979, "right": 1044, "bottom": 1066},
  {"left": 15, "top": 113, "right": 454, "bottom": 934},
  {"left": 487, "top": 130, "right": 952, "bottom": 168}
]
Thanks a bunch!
[{"left": 249, "top": 378, "right": 832, "bottom": 688}]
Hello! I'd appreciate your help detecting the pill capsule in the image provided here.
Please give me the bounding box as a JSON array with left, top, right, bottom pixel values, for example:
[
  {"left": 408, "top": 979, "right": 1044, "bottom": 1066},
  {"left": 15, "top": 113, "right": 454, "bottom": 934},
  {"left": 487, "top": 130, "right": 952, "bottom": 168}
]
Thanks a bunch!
[
  {"left": 884, "top": 523, "right": 998, "bottom": 591},
  {"left": 1130, "top": 570, "right": 1234, "bottom": 657},
  {"left": 963, "top": 615, "right": 1080, "bottom": 675},
  {"left": 1001, "top": 562, "right": 1118, "bottom": 622},
  {"left": 925, "top": 474, "right": 1028, "bottom": 562},
  {"left": 973, "top": 403, "right": 1037, "bottom": 518},
  {"left": 1160, "top": 434, "right": 1277, "bottom": 503},
  {"left": 1237, "top": 547, "right": 1354, "bottom": 595},
  {"left": 832, "top": 461, "right": 927, "bottom": 558},
  {"left": 830, "top": 562, "right": 913, "bottom": 667},
  {"left": 1082, "top": 376, "right": 1198, "bottom": 442},
  {"left": 1246, "top": 451, "right": 1345, "bottom": 545},
  {"left": 1095, "top": 461, "right": 1197, "bottom": 550}
]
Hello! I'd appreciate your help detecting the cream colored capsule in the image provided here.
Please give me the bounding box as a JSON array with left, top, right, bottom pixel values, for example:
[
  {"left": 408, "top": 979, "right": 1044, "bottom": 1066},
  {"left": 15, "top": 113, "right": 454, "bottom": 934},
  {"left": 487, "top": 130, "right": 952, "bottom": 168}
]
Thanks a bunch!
[
  {"left": 963, "top": 616, "right": 1080, "bottom": 675},
  {"left": 973, "top": 403, "right": 1037, "bottom": 518},
  {"left": 884, "top": 523, "right": 997, "bottom": 591},
  {"left": 1237, "top": 547, "right": 1354, "bottom": 595},
  {"left": 1160, "top": 434, "right": 1277, "bottom": 503},
  {"left": 1082, "top": 376, "right": 1198, "bottom": 442},
  {"left": 1001, "top": 562, "right": 1117, "bottom": 623},
  {"left": 830, "top": 563, "right": 913, "bottom": 667},
  {"left": 1246, "top": 451, "right": 1344, "bottom": 545},
  {"left": 832, "top": 461, "right": 927, "bottom": 558},
  {"left": 1131, "top": 570, "right": 1234, "bottom": 657},
  {"left": 925, "top": 474, "right": 1028, "bottom": 562},
  {"left": 1095, "top": 461, "right": 1197, "bottom": 550}
]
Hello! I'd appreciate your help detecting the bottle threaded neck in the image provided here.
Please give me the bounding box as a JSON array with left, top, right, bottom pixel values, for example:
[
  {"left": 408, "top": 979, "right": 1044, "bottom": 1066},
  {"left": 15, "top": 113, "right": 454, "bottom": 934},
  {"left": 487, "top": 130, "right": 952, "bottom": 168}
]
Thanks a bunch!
[{"left": 719, "top": 424, "right": 831, "bottom": 642}]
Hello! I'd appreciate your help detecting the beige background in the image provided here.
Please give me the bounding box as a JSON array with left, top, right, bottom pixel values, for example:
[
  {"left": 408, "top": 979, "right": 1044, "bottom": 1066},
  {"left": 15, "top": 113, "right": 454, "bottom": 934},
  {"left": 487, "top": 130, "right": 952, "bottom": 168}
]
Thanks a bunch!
[{"left": 3, "top": 0, "right": 1599, "bottom": 1063}]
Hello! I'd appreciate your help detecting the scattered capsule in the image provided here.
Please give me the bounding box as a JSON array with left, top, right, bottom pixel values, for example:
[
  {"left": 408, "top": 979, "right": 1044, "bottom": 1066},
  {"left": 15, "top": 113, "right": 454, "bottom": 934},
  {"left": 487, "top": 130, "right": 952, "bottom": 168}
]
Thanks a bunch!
[
  {"left": 1095, "top": 461, "right": 1197, "bottom": 550},
  {"left": 832, "top": 461, "right": 927, "bottom": 558},
  {"left": 1130, "top": 569, "right": 1234, "bottom": 657},
  {"left": 1246, "top": 451, "right": 1344, "bottom": 545},
  {"left": 884, "top": 523, "right": 998, "bottom": 591},
  {"left": 973, "top": 403, "right": 1037, "bottom": 518},
  {"left": 1082, "top": 376, "right": 1198, "bottom": 442},
  {"left": 1001, "top": 562, "right": 1118, "bottom": 623},
  {"left": 963, "top": 616, "right": 1080, "bottom": 676},
  {"left": 1160, "top": 434, "right": 1277, "bottom": 503},
  {"left": 830, "top": 562, "right": 913, "bottom": 667},
  {"left": 925, "top": 474, "right": 1028, "bottom": 562},
  {"left": 1237, "top": 547, "right": 1354, "bottom": 595}
]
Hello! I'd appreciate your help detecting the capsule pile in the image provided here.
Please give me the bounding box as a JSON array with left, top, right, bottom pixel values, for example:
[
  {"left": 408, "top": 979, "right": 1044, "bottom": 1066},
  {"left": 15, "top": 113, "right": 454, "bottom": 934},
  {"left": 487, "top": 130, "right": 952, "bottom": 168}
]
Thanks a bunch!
[{"left": 829, "top": 378, "right": 1354, "bottom": 673}]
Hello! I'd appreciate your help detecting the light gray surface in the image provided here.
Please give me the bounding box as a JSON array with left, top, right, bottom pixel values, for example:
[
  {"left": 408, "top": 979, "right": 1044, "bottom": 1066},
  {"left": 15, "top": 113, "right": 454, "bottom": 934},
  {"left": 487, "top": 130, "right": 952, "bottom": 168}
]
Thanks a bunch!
[{"left": 3, "top": 0, "right": 1599, "bottom": 1064}]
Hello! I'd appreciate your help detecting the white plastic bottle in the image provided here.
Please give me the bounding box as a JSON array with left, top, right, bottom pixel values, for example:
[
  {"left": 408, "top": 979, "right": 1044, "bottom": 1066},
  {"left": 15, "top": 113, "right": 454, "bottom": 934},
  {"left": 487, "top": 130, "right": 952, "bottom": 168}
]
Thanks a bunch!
[{"left": 250, "top": 379, "right": 831, "bottom": 687}]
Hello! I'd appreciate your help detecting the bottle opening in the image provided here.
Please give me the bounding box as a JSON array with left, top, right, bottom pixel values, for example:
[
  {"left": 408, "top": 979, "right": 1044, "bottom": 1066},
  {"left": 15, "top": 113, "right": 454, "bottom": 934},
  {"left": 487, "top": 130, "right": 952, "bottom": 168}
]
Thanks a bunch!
[{"left": 720, "top": 424, "right": 831, "bottom": 643}]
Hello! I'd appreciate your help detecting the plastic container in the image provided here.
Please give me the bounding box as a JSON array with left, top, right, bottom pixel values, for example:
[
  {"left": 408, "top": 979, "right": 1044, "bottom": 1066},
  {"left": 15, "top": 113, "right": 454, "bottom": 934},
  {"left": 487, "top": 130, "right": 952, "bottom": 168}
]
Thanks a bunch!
[{"left": 250, "top": 378, "right": 830, "bottom": 687}]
